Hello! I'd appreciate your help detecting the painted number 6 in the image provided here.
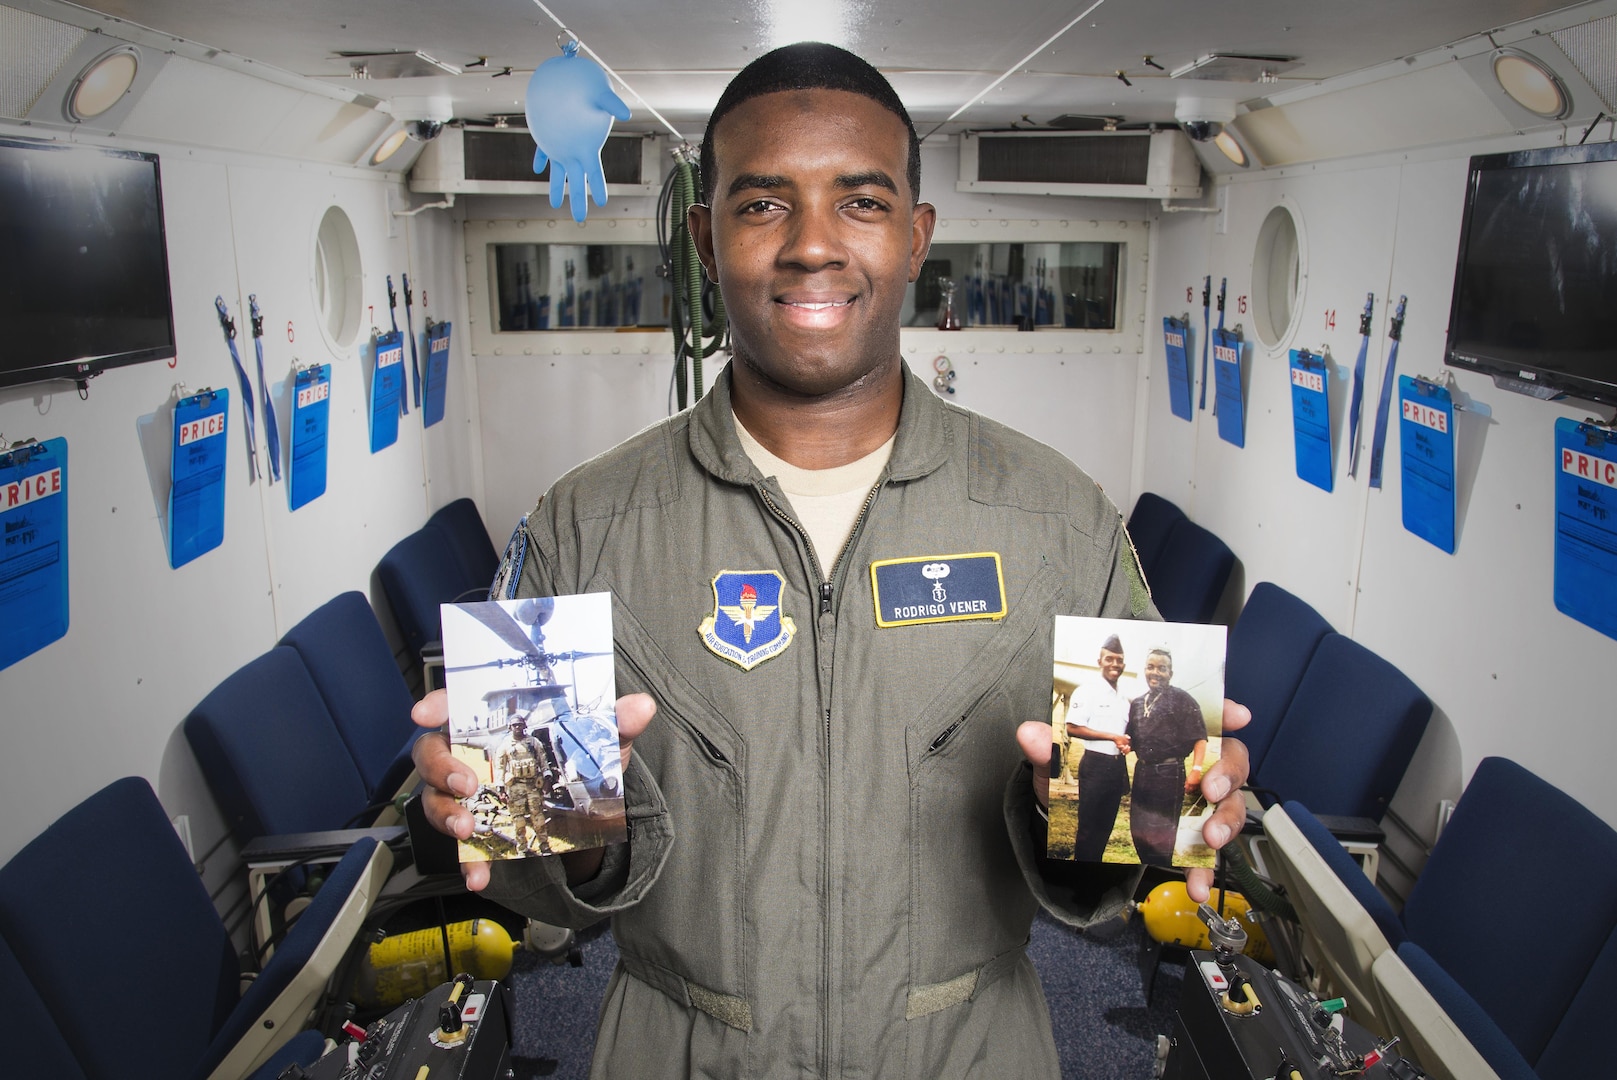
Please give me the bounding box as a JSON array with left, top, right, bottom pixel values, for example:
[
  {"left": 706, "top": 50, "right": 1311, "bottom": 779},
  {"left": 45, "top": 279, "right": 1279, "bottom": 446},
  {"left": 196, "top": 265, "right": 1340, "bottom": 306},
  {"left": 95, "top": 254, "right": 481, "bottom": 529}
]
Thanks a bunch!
[{"left": 286, "top": 320, "right": 295, "bottom": 343}]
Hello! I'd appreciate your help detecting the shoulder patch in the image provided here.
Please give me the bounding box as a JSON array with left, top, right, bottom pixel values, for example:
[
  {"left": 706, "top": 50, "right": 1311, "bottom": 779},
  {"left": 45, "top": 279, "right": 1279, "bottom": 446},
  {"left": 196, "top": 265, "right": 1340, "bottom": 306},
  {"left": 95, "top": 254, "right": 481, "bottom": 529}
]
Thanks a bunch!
[{"left": 491, "top": 513, "right": 531, "bottom": 600}]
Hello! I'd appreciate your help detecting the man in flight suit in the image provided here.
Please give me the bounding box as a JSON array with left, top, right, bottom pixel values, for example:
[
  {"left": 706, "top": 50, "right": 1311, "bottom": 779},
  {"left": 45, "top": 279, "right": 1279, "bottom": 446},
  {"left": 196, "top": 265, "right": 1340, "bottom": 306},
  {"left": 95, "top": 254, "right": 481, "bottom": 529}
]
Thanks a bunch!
[
  {"left": 495, "top": 715, "right": 554, "bottom": 854},
  {"left": 409, "top": 42, "right": 1251, "bottom": 1078}
]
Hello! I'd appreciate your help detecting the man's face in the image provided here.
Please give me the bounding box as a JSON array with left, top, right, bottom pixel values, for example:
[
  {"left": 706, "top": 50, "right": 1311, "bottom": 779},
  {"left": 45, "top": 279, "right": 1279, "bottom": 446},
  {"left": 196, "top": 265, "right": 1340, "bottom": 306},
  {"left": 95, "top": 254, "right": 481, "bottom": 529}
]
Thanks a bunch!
[
  {"left": 691, "top": 89, "right": 936, "bottom": 398},
  {"left": 1098, "top": 648, "right": 1125, "bottom": 686},
  {"left": 1144, "top": 653, "right": 1172, "bottom": 691}
]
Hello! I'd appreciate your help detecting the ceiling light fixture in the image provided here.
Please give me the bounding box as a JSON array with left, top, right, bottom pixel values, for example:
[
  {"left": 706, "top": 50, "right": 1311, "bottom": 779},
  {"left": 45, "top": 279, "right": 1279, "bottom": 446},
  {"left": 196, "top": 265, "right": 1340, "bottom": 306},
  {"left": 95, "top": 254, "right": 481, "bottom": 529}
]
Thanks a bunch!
[
  {"left": 1213, "top": 129, "right": 1247, "bottom": 167},
  {"left": 371, "top": 129, "right": 411, "bottom": 165},
  {"left": 68, "top": 47, "right": 139, "bottom": 121},
  {"left": 1492, "top": 50, "right": 1569, "bottom": 118}
]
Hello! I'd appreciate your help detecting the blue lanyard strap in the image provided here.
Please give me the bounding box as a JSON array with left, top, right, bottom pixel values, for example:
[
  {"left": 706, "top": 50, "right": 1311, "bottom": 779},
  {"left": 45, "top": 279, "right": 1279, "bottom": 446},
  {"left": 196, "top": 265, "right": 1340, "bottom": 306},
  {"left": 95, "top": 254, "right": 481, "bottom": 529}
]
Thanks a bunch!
[
  {"left": 1368, "top": 295, "right": 1408, "bottom": 489},
  {"left": 214, "top": 296, "right": 259, "bottom": 481},
  {"left": 1211, "top": 278, "right": 1227, "bottom": 415},
  {"left": 1347, "top": 293, "right": 1374, "bottom": 478},
  {"left": 248, "top": 296, "right": 282, "bottom": 483},
  {"left": 387, "top": 276, "right": 408, "bottom": 415},
  {"left": 1198, "top": 276, "right": 1211, "bottom": 411},
  {"left": 403, "top": 273, "right": 422, "bottom": 409}
]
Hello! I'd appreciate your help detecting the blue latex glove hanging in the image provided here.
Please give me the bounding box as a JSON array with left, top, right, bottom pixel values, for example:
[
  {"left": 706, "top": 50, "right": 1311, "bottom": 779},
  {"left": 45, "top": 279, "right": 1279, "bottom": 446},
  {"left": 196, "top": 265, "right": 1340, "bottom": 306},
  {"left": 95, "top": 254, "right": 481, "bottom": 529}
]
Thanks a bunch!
[{"left": 525, "top": 38, "right": 631, "bottom": 222}]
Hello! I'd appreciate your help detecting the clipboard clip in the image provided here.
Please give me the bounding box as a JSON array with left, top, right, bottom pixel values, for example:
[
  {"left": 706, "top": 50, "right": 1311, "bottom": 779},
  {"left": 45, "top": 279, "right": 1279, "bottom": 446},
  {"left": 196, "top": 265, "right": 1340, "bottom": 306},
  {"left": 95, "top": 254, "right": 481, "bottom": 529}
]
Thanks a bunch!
[
  {"left": 0, "top": 436, "right": 44, "bottom": 466},
  {"left": 1578, "top": 416, "right": 1617, "bottom": 445},
  {"left": 176, "top": 384, "right": 218, "bottom": 407}
]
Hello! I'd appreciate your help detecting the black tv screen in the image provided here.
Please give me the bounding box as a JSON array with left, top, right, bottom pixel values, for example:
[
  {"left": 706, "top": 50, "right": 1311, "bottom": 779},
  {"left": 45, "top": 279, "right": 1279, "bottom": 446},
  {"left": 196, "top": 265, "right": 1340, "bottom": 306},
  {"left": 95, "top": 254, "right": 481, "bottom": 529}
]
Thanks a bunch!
[
  {"left": 0, "top": 137, "right": 176, "bottom": 390},
  {"left": 1445, "top": 141, "right": 1617, "bottom": 406}
]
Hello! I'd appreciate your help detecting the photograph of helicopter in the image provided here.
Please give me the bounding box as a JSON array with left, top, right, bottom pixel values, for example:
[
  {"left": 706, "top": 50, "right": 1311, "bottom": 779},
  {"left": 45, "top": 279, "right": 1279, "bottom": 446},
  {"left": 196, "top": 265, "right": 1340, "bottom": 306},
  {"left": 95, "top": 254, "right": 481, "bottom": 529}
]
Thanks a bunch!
[{"left": 440, "top": 593, "right": 625, "bottom": 861}]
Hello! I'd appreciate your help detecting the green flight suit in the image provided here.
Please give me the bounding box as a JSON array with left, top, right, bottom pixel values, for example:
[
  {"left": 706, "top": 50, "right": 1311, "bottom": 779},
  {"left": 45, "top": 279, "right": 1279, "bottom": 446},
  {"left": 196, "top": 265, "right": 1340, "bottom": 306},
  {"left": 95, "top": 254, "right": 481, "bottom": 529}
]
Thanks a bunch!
[{"left": 482, "top": 364, "right": 1153, "bottom": 1078}]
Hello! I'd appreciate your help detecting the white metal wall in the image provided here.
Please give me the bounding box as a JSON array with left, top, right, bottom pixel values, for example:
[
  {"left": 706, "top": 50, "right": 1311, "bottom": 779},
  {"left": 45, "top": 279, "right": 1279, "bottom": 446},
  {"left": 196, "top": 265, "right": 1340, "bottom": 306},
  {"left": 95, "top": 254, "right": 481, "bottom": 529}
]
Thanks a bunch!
[
  {"left": 1144, "top": 141, "right": 1617, "bottom": 887},
  {"left": 0, "top": 130, "right": 482, "bottom": 901}
]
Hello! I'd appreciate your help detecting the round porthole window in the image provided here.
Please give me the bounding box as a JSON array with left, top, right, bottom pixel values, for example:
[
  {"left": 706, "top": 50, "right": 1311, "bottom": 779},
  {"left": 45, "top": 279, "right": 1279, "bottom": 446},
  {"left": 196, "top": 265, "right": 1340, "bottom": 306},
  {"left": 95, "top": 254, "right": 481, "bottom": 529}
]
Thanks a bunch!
[
  {"left": 312, "top": 206, "right": 363, "bottom": 350},
  {"left": 1251, "top": 202, "right": 1305, "bottom": 349}
]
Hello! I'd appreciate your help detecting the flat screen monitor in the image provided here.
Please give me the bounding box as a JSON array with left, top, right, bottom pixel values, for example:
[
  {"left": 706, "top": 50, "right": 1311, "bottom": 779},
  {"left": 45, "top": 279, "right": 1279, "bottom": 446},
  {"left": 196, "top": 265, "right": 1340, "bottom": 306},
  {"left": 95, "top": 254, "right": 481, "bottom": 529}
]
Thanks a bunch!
[
  {"left": 1445, "top": 141, "right": 1617, "bottom": 406},
  {"left": 0, "top": 137, "right": 176, "bottom": 390}
]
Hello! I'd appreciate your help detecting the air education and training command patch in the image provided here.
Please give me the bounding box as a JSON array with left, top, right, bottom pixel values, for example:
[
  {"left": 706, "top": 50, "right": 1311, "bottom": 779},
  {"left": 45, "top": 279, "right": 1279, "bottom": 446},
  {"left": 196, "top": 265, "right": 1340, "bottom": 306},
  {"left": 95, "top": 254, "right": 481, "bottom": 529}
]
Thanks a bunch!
[{"left": 698, "top": 570, "right": 798, "bottom": 671}]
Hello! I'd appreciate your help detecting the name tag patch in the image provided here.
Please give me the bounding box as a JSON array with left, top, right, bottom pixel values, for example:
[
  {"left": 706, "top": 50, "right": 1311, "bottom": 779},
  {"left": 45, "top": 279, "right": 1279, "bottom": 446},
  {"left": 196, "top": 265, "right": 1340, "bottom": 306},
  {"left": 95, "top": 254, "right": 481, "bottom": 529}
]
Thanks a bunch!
[{"left": 870, "top": 553, "right": 1007, "bottom": 628}]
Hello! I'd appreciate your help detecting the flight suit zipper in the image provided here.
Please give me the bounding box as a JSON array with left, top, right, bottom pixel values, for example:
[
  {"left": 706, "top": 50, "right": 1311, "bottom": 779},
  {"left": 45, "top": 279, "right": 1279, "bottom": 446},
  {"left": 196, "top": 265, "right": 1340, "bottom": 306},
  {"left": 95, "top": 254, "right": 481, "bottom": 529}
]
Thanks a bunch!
[{"left": 755, "top": 477, "right": 883, "bottom": 1077}]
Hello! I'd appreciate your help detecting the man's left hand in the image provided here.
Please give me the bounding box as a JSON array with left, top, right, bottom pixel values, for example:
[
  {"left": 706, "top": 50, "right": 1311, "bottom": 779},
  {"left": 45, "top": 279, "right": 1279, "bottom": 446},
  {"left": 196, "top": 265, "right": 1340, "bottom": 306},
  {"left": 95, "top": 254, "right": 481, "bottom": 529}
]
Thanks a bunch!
[{"left": 1015, "top": 699, "right": 1252, "bottom": 903}]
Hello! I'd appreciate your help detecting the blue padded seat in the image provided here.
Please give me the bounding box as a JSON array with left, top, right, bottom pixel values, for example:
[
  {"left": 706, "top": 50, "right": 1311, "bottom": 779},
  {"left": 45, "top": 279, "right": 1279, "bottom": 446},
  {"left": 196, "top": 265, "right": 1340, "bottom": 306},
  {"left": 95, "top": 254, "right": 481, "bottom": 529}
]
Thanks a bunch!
[
  {"left": 0, "top": 933, "right": 88, "bottom": 1078},
  {"left": 377, "top": 525, "right": 469, "bottom": 656},
  {"left": 1537, "top": 923, "right": 1617, "bottom": 1079},
  {"left": 1401, "top": 757, "right": 1617, "bottom": 1067},
  {"left": 1254, "top": 634, "right": 1430, "bottom": 817},
  {"left": 1147, "top": 518, "right": 1235, "bottom": 623},
  {"left": 0, "top": 777, "right": 377, "bottom": 1080},
  {"left": 1226, "top": 583, "right": 1334, "bottom": 774},
  {"left": 1125, "top": 492, "right": 1185, "bottom": 578},
  {"left": 281, "top": 591, "right": 418, "bottom": 800},
  {"left": 1397, "top": 943, "right": 1538, "bottom": 1080},
  {"left": 428, "top": 497, "right": 500, "bottom": 591},
  {"left": 185, "top": 646, "right": 372, "bottom": 838}
]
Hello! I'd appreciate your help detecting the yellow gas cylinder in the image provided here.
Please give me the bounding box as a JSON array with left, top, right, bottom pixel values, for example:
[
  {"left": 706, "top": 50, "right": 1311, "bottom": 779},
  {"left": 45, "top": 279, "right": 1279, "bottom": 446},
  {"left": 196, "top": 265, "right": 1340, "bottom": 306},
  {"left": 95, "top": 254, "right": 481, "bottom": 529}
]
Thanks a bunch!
[
  {"left": 1133, "top": 882, "right": 1274, "bottom": 966},
  {"left": 353, "top": 919, "right": 515, "bottom": 1009}
]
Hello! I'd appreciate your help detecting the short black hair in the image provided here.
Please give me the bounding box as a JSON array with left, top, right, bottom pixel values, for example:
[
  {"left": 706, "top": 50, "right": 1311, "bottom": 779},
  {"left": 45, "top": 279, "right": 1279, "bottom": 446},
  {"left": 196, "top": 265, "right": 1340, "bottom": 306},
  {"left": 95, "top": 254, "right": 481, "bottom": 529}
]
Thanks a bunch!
[{"left": 699, "top": 42, "right": 922, "bottom": 205}]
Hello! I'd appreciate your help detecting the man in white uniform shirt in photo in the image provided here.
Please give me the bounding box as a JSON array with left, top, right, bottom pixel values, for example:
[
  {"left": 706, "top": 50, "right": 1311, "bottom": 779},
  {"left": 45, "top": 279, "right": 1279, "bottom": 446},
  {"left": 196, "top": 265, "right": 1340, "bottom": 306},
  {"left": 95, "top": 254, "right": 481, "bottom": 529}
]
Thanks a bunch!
[{"left": 1065, "top": 633, "right": 1134, "bottom": 862}]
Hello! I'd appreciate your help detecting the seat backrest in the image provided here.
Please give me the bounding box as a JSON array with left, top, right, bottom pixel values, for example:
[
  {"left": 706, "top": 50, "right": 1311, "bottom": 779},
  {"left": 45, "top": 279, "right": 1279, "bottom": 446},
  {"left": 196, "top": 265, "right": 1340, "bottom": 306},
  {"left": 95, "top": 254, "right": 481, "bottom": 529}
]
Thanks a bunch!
[
  {"left": 1403, "top": 757, "right": 1617, "bottom": 1067},
  {"left": 376, "top": 526, "right": 468, "bottom": 655},
  {"left": 0, "top": 777, "right": 239, "bottom": 1080},
  {"left": 185, "top": 646, "right": 372, "bottom": 838},
  {"left": 281, "top": 591, "right": 418, "bottom": 800},
  {"left": 1226, "top": 583, "right": 1334, "bottom": 773},
  {"left": 1255, "top": 634, "right": 1431, "bottom": 817},
  {"left": 1147, "top": 518, "right": 1235, "bottom": 623},
  {"left": 1125, "top": 492, "right": 1185, "bottom": 578},
  {"left": 428, "top": 497, "right": 499, "bottom": 590},
  {"left": 0, "top": 932, "right": 89, "bottom": 1079},
  {"left": 1536, "top": 921, "right": 1617, "bottom": 1080}
]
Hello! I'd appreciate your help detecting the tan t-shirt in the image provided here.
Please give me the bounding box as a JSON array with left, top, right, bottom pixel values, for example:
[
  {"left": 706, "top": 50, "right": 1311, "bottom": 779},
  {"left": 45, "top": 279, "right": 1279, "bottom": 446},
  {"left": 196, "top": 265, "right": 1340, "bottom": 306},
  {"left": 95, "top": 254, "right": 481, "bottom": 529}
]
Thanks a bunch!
[{"left": 733, "top": 412, "right": 895, "bottom": 571}]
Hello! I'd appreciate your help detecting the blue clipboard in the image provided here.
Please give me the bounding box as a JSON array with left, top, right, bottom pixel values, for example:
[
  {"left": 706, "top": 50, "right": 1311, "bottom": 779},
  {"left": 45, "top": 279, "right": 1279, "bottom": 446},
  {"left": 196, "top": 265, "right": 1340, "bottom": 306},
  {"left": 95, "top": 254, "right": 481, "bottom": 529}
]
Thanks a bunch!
[
  {"left": 289, "top": 365, "right": 331, "bottom": 511},
  {"left": 1398, "top": 376, "right": 1456, "bottom": 554},
  {"left": 423, "top": 321, "right": 451, "bottom": 429},
  {"left": 1290, "top": 349, "right": 1333, "bottom": 492},
  {"left": 369, "top": 329, "right": 404, "bottom": 452},
  {"left": 1554, "top": 418, "right": 1617, "bottom": 640},
  {"left": 1212, "top": 327, "right": 1246, "bottom": 448},
  {"left": 170, "top": 389, "right": 229, "bottom": 569},
  {"left": 0, "top": 438, "right": 70, "bottom": 671},
  {"left": 1163, "top": 316, "right": 1193, "bottom": 421}
]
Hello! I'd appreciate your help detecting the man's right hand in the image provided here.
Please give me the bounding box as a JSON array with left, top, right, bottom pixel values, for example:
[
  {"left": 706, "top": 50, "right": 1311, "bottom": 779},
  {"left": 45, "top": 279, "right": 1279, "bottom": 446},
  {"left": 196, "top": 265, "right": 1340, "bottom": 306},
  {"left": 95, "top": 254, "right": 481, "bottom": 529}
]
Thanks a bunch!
[{"left": 410, "top": 689, "right": 657, "bottom": 891}]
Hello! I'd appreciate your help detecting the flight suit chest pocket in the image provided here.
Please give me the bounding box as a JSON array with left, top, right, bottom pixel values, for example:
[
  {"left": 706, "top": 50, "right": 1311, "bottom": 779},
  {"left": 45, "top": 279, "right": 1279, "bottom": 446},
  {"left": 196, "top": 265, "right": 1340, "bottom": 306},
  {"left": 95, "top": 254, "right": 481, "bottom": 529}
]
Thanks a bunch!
[
  {"left": 906, "top": 562, "right": 1063, "bottom": 988},
  {"left": 610, "top": 598, "right": 749, "bottom": 997}
]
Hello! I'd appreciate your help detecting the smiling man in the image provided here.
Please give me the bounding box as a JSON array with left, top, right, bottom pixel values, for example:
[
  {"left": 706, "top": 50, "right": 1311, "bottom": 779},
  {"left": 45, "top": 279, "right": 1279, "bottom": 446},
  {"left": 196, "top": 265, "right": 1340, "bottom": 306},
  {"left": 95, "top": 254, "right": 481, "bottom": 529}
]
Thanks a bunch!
[{"left": 410, "top": 43, "right": 1249, "bottom": 1078}]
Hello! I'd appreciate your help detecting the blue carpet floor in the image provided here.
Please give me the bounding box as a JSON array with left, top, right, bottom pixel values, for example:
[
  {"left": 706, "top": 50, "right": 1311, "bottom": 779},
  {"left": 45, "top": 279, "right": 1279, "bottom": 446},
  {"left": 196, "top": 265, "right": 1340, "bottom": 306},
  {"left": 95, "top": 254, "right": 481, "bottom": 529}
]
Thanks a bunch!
[{"left": 506, "top": 911, "right": 1184, "bottom": 1079}]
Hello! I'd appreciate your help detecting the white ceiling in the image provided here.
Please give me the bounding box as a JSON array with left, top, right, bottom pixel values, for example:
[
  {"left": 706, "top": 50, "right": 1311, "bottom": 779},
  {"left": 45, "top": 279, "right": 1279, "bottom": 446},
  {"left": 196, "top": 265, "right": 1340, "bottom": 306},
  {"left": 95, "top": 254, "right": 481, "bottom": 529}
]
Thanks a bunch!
[{"left": 72, "top": 0, "right": 1588, "bottom": 133}]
